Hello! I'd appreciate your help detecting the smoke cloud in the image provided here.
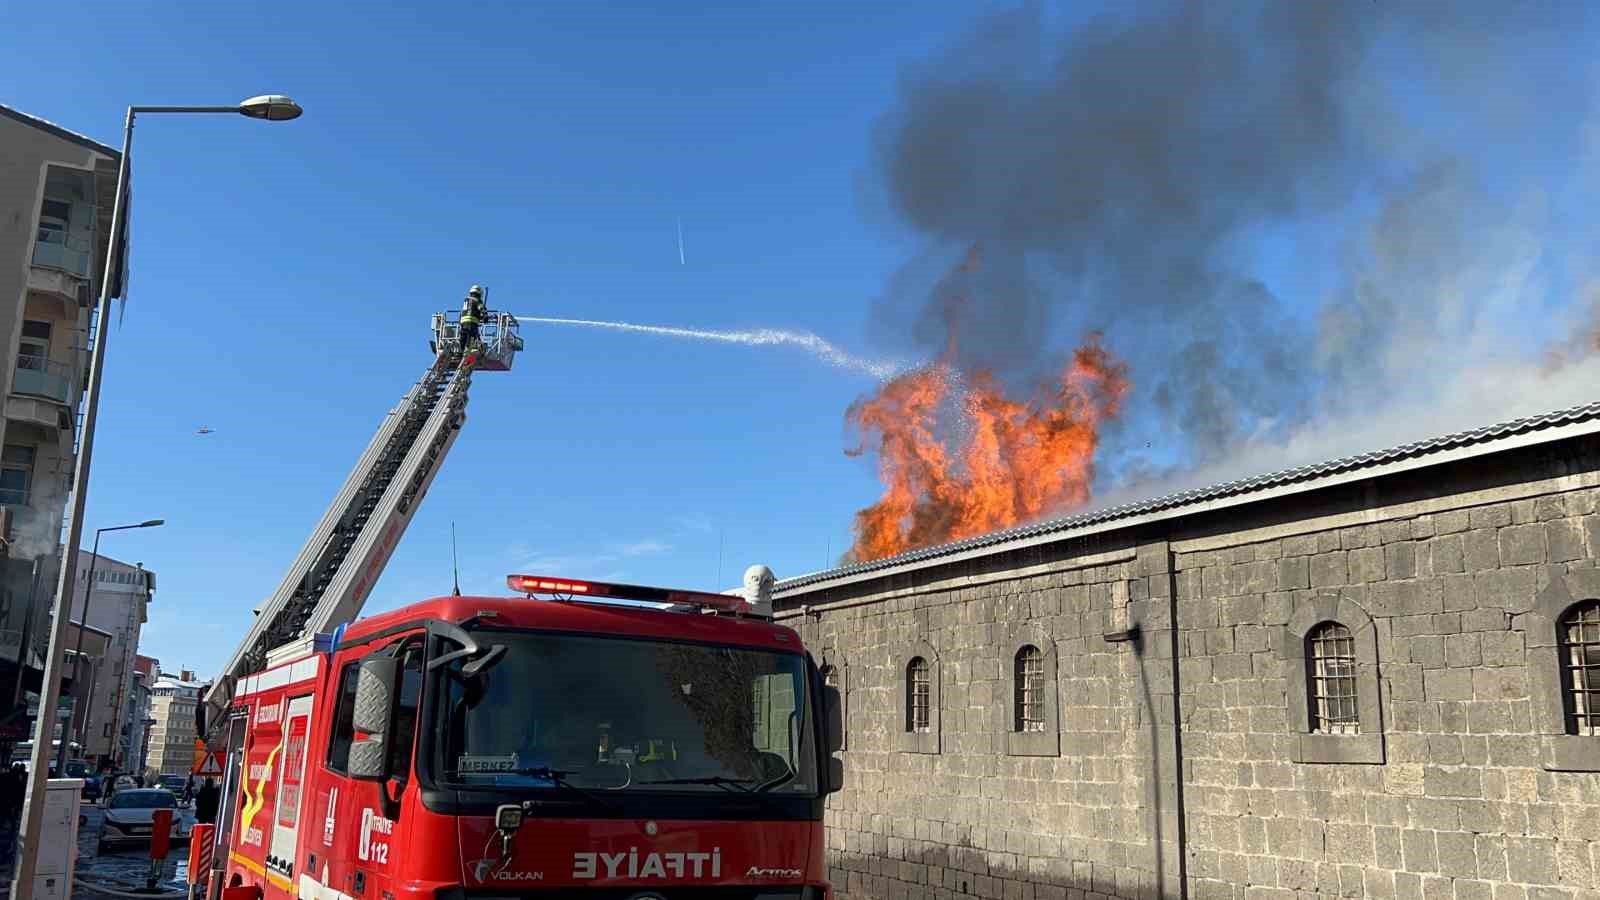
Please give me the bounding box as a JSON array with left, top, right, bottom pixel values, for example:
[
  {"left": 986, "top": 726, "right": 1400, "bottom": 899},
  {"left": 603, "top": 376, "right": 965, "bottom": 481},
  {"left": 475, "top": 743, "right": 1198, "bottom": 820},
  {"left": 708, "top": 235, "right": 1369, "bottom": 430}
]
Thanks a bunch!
[{"left": 861, "top": 2, "right": 1600, "bottom": 500}]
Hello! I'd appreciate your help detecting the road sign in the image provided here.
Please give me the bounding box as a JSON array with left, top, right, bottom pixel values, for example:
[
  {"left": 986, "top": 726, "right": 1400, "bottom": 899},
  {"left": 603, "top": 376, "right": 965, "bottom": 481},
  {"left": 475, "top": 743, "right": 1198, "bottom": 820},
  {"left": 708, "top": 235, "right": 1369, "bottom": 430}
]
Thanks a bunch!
[{"left": 193, "top": 750, "right": 224, "bottom": 777}]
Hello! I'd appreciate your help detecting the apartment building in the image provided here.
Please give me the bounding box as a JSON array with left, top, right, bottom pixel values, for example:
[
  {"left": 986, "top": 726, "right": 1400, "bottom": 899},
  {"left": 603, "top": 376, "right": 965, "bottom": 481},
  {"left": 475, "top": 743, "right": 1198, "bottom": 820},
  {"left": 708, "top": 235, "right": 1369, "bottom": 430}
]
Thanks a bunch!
[
  {"left": 61, "top": 553, "right": 154, "bottom": 767},
  {"left": 146, "top": 670, "right": 205, "bottom": 778},
  {"left": 127, "top": 654, "right": 158, "bottom": 775},
  {"left": 0, "top": 103, "right": 125, "bottom": 746}
]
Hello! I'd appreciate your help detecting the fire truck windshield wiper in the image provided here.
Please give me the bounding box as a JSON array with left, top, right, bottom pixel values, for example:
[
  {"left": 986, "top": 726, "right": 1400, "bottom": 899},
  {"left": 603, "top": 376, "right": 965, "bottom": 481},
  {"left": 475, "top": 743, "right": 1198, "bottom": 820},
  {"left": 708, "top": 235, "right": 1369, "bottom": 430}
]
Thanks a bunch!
[
  {"left": 447, "top": 766, "right": 618, "bottom": 809},
  {"left": 637, "top": 776, "right": 755, "bottom": 793}
]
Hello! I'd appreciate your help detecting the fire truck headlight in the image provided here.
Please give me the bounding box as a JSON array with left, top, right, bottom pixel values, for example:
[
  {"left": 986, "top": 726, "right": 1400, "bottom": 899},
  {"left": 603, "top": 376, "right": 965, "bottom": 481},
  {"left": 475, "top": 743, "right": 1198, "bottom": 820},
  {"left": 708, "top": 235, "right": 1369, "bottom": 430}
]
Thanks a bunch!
[{"left": 494, "top": 804, "right": 523, "bottom": 832}]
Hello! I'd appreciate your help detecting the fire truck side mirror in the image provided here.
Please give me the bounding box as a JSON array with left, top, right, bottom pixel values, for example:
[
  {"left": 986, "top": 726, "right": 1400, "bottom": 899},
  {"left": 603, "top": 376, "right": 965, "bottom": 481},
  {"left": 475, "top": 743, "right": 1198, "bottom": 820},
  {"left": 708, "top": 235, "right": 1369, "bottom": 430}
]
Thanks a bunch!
[
  {"left": 822, "top": 685, "right": 843, "bottom": 755},
  {"left": 348, "top": 656, "right": 399, "bottom": 781}
]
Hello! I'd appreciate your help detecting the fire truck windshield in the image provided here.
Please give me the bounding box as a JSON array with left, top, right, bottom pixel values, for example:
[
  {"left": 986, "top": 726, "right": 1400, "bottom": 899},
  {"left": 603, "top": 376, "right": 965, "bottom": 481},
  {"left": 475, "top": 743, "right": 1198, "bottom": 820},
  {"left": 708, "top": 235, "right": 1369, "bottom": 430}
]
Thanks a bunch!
[{"left": 437, "top": 631, "right": 819, "bottom": 796}]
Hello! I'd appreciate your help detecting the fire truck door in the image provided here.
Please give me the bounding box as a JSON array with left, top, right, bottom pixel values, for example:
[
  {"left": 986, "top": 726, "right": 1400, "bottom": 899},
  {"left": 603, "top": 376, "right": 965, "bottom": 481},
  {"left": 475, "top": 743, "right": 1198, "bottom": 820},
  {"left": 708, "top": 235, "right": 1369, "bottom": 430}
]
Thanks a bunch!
[
  {"left": 208, "top": 714, "right": 249, "bottom": 900},
  {"left": 269, "top": 696, "right": 314, "bottom": 871}
]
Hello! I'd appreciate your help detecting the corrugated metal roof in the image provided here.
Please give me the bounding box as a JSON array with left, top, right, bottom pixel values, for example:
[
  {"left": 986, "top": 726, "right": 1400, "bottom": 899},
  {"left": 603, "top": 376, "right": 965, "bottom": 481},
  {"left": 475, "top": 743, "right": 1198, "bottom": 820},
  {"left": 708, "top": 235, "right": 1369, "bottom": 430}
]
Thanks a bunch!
[{"left": 776, "top": 399, "right": 1600, "bottom": 592}]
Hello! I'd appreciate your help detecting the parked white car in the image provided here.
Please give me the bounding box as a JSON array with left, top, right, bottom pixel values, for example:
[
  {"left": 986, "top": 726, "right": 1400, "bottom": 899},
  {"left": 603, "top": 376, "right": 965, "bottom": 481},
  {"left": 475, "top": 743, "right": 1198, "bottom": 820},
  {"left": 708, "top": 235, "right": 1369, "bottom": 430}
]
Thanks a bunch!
[{"left": 99, "top": 789, "right": 195, "bottom": 852}]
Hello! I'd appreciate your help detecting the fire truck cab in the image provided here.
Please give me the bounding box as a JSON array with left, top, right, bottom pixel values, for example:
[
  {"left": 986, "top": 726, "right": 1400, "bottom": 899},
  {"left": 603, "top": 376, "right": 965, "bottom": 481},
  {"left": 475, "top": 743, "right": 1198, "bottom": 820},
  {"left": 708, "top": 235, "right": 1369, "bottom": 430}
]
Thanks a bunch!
[{"left": 209, "top": 576, "right": 841, "bottom": 900}]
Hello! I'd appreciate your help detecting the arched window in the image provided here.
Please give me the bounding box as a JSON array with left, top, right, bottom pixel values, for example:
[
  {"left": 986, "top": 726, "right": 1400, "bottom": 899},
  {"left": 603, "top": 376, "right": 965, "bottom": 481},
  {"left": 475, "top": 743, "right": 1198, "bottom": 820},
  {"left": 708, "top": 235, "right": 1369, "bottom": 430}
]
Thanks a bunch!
[
  {"left": 1560, "top": 601, "right": 1600, "bottom": 737},
  {"left": 1014, "top": 646, "right": 1045, "bottom": 733},
  {"left": 906, "top": 657, "right": 930, "bottom": 733},
  {"left": 1307, "top": 621, "right": 1359, "bottom": 735}
]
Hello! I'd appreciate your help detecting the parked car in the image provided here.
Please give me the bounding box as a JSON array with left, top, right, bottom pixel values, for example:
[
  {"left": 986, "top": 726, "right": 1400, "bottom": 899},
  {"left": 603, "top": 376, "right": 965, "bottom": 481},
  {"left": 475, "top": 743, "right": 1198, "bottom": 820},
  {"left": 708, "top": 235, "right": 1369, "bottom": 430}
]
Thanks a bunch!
[
  {"left": 157, "top": 774, "right": 187, "bottom": 794},
  {"left": 99, "top": 789, "right": 195, "bottom": 852}
]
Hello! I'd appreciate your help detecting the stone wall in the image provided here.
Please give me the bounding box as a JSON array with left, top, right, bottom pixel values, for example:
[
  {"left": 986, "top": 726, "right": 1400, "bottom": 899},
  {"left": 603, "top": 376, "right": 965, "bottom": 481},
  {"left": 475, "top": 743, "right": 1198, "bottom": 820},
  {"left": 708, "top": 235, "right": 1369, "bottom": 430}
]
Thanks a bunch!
[{"left": 782, "top": 440, "right": 1600, "bottom": 900}]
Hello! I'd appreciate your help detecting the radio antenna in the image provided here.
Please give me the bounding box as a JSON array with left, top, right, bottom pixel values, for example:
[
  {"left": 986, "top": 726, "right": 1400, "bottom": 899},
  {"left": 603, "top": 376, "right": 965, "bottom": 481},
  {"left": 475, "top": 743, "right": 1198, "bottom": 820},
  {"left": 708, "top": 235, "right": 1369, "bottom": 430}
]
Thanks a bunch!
[{"left": 451, "top": 521, "right": 461, "bottom": 596}]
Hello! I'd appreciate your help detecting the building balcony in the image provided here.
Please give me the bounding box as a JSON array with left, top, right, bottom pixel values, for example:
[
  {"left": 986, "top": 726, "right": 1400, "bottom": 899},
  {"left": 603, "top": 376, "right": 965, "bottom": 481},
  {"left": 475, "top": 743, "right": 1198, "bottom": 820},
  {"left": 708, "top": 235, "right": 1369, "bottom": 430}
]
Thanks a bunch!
[
  {"left": 12, "top": 355, "right": 74, "bottom": 405},
  {"left": 31, "top": 234, "right": 92, "bottom": 280}
]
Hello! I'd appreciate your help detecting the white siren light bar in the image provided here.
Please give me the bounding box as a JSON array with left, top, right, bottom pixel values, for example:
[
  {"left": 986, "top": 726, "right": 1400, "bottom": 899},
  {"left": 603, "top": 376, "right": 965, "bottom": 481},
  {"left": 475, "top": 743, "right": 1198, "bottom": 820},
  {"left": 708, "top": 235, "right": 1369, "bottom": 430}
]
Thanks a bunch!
[{"left": 506, "top": 574, "right": 755, "bottom": 615}]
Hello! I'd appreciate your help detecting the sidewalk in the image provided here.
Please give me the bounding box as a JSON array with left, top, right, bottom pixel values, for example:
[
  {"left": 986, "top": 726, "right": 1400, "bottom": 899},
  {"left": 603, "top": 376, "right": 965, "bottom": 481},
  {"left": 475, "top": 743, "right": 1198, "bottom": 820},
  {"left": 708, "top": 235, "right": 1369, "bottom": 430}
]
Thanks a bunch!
[{"left": 0, "top": 802, "right": 190, "bottom": 898}]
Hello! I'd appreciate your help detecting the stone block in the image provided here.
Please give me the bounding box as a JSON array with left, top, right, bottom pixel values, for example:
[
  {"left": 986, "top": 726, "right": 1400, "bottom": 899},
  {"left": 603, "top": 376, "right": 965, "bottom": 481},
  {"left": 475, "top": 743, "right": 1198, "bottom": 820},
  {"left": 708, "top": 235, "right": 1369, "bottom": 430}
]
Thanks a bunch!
[
  {"left": 1350, "top": 547, "right": 1386, "bottom": 583},
  {"left": 1403, "top": 829, "right": 1439, "bottom": 872},
  {"left": 1472, "top": 668, "right": 1527, "bottom": 700},
  {"left": 1408, "top": 635, "right": 1446, "bottom": 668},
  {"left": 1473, "top": 567, "right": 1537, "bottom": 613},
  {"left": 1500, "top": 525, "right": 1548, "bottom": 566},
  {"left": 1546, "top": 520, "right": 1586, "bottom": 563},
  {"left": 1471, "top": 505, "right": 1513, "bottom": 529},
  {"left": 1424, "top": 766, "right": 1482, "bottom": 798},
  {"left": 1477, "top": 833, "right": 1509, "bottom": 880},
  {"left": 1480, "top": 630, "right": 1524, "bottom": 667},
  {"left": 1436, "top": 509, "right": 1470, "bottom": 534},
  {"left": 1442, "top": 573, "right": 1479, "bottom": 611},
  {"left": 1435, "top": 830, "right": 1480, "bottom": 878},
  {"left": 1431, "top": 535, "right": 1466, "bottom": 574},
  {"left": 1462, "top": 607, "right": 1510, "bottom": 633},
  {"left": 1340, "top": 525, "right": 1374, "bottom": 549},
  {"left": 1223, "top": 594, "right": 1263, "bottom": 625},
  {"left": 1424, "top": 668, "right": 1473, "bottom": 701},
  {"left": 1389, "top": 663, "right": 1425, "bottom": 699},
  {"left": 1386, "top": 542, "right": 1418, "bottom": 579},
  {"left": 1277, "top": 557, "right": 1309, "bottom": 590},
  {"left": 1283, "top": 534, "right": 1317, "bottom": 556},
  {"left": 1465, "top": 529, "right": 1502, "bottom": 571},
  {"left": 1557, "top": 839, "right": 1594, "bottom": 888},
  {"left": 1427, "top": 735, "right": 1463, "bottom": 765},
  {"left": 1446, "top": 633, "right": 1482, "bottom": 667},
  {"left": 1310, "top": 553, "right": 1348, "bottom": 588},
  {"left": 1536, "top": 496, "right": 1566, "bottom": 521},
  {"left": 1385, "top": 764, "right": 1426, "bottom": 796},
  {"left": 1263, "top": 591, "right": 1292, "bottom": 626},
  {"left": 1505, "top": 836, "right": 1559, "bottom": 885},
  {"left": 1457, "top": 880, "right": 1494, "bottom": 900},
  {"left": 1325, "top": 822, "right": 1374, "bottom": 865}
]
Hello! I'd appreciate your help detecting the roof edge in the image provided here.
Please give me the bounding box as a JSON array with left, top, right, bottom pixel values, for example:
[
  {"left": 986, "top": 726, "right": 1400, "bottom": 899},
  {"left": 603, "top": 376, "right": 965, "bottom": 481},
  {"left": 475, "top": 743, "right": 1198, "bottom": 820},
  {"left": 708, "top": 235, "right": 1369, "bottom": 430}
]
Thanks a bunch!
[
  {"left": 0, "top": 103, "right": 120, "bottom": 159},
  {"left": 776, "top": 399, "right": 1600, "bottom": 596}
]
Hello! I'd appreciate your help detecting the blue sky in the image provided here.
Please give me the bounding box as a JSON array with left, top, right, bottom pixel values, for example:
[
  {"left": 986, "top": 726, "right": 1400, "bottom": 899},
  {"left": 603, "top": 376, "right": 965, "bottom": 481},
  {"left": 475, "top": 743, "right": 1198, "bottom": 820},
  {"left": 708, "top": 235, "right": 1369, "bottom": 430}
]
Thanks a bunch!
[
  {"left": 2, "top": 2, "right": 1045, "bottom": 676},
  {"left": 7, "top": 3, "right": 1599, "bottom": 679}
]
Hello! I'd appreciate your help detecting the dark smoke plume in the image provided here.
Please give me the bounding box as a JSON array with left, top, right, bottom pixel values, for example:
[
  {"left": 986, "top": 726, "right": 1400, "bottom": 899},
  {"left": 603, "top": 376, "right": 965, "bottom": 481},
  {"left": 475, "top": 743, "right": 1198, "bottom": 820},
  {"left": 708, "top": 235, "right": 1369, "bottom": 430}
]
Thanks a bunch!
[{"left": 862, "top": 1, "right": 1600, "bottom": 495}]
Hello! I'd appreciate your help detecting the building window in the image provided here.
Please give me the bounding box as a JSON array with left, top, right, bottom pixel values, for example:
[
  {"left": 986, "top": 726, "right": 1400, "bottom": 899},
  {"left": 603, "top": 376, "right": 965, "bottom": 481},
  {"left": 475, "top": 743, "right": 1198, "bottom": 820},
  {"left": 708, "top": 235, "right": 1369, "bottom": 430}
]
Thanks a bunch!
[
  {"left": 1014, "top": 646, "right": 1045, "bottom": 733},
  {"left": 0, "top": 445, "right": 36, "bottom": 506},
  {"left": 897, "top": 642, "right": 940, "bottom": 754},
  {"left": 907, "top": 658, "right": 930, "bottom": 733},
  {"left": 18, "top": 320, "right": 51, "bottom": 370},
  {"left": 1282, "top": 595, "right": 1383, "bottom": 764},
  {"left": 1308, "top": 622, "right": 1359, "bottom": 735},
  {"left": 1561, "top": 601, "right": 1600, "bottom": 737}
]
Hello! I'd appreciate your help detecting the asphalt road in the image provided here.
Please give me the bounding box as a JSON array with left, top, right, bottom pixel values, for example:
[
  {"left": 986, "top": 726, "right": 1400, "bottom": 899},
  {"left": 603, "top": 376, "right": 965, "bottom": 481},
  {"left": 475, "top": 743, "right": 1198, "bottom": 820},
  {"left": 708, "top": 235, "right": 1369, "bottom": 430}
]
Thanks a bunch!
[{"left": 0, "top": 799, "right": 193, "bottom": 898}]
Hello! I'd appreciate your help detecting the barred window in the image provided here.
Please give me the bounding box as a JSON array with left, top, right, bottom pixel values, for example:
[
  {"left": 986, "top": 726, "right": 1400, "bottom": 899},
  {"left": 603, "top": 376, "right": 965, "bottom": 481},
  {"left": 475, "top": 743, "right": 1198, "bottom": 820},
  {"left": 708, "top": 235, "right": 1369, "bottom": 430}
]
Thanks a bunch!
[
  {"left": 1561, "top": 601, "right": 1600, "bottom": 737},
  {"left": 1014, "top": 646, "right": 1045, "bottom": 733},
  {"left": 906, "top": 657, "right": 930, "bottom": 733},
  {"left": 1308, "top": 622, "right": 1359, "bottom": 735}
]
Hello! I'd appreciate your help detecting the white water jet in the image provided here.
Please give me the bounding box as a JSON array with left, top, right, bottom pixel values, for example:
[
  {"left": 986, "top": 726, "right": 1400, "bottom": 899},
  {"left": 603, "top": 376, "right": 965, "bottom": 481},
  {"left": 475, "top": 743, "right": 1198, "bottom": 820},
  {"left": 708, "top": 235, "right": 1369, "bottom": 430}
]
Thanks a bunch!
[{"left": 516, "top": 316, "right": 909, "bottom": 380}]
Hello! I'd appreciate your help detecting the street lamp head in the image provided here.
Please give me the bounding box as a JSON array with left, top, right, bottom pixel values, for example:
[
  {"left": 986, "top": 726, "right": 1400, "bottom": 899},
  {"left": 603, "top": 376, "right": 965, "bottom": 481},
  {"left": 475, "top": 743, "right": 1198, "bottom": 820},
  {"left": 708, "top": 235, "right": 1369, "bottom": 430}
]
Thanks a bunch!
[
  {"left": 139, "top": 519, "right": 165, "bottom": 528},
  {"left": 238, "top": 95, "right": 303, "bottom": 121}
]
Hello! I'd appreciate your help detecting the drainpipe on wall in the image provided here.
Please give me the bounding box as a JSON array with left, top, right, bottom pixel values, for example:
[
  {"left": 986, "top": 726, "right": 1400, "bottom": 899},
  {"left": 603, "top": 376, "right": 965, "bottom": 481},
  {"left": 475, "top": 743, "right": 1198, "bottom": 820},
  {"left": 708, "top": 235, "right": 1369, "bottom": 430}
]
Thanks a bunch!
[
  {"left": 1163, "top": 550, "right": 1189, "bottom": 900},
  {"left": 1108, "top": 544, "right": 1188, "bottom": 900}
]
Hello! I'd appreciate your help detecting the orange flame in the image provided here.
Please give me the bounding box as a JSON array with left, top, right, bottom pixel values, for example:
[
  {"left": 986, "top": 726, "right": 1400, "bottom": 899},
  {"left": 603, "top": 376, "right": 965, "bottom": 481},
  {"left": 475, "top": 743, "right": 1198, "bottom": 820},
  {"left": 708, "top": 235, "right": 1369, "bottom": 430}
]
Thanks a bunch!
[{"left": 844, "top": 334, "right": 1130, "bottom": 563}]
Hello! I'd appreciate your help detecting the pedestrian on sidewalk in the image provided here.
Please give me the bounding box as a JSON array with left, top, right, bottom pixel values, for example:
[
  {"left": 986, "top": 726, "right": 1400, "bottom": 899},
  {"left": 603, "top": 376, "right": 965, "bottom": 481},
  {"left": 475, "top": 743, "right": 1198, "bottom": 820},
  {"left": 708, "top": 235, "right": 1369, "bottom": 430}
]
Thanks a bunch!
[{"left": 195, "top": 777, "right": 220, "bottom": 824}]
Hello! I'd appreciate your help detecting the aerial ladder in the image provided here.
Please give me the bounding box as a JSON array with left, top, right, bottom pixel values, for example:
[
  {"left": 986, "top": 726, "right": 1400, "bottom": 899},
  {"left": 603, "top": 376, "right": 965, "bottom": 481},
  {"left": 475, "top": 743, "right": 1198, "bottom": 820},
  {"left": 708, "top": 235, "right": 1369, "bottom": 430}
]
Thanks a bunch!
[{"left": 198, "top": 287, "right": 523, "bottom": 734}]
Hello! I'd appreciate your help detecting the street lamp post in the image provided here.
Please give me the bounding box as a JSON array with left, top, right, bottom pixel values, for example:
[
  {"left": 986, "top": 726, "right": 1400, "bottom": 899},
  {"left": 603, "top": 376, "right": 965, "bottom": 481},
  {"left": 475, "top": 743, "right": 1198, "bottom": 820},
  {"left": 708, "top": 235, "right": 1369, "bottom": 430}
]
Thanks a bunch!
[
  {"left": 11, "top": 94, "right": 301, "bottom": 900},
  {"left": 60, "top": 519, "right": 163, "bottom": 773}
]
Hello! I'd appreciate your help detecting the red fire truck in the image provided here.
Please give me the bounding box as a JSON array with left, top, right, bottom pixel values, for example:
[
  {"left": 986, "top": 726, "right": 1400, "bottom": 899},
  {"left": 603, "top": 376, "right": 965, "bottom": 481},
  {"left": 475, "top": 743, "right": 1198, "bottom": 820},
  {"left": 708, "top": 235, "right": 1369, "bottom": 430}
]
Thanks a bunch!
[
  {"left": 210, "top": 576, "right": 840, "bottom": 900},
  {"left": 190, "top": 293, "right": 840, "bottom": 900}
]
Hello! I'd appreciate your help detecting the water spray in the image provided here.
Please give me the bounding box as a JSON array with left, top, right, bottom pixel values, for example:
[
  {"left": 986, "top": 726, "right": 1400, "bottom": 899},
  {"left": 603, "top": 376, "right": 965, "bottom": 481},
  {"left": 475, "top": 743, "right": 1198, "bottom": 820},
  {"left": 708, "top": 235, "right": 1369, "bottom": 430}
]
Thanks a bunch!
[{"left": 516, "top": 316, "right": 908, "bottom": 381}]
